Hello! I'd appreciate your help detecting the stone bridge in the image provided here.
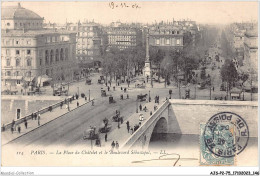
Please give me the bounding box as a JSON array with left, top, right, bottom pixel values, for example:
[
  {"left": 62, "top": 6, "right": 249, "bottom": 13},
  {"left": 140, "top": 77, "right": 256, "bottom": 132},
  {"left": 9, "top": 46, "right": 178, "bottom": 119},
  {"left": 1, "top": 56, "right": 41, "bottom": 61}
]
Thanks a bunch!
[{"left": 121, "top": 99, "right": 258, "bottom": 150}]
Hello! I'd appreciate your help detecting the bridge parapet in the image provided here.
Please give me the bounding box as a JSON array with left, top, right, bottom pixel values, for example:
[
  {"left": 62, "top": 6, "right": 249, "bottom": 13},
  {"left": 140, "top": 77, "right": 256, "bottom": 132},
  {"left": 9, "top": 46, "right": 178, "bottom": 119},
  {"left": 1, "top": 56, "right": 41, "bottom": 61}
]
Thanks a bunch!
[{"left": 121, "top": 99, "right": 170, "bottom": 150}]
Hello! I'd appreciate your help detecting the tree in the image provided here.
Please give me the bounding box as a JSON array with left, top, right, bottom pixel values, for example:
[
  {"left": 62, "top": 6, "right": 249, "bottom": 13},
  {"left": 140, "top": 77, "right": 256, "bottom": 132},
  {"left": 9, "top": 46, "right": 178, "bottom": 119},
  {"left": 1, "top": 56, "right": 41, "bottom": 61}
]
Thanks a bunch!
[
  {"left": 160, "top": 54, "right": 174, "bottom": 87},
  {"left": 221, "top": 59, "right": 238, "bottom": 91}
]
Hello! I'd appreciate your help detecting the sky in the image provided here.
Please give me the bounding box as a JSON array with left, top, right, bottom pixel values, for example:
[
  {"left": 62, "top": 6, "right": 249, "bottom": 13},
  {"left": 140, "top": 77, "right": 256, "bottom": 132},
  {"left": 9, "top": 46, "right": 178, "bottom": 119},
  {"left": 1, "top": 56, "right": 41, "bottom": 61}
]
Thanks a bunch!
[{"left": 1, "top": 1, "right": 258, "bottom": 25}]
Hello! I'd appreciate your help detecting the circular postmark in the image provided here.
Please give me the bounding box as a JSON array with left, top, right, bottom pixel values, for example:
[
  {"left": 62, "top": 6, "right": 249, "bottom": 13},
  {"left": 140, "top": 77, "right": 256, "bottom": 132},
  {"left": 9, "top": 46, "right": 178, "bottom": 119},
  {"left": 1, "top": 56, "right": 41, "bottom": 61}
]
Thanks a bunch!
[{"left": 203, "top": 112, "right": 249, "bottom": 158}]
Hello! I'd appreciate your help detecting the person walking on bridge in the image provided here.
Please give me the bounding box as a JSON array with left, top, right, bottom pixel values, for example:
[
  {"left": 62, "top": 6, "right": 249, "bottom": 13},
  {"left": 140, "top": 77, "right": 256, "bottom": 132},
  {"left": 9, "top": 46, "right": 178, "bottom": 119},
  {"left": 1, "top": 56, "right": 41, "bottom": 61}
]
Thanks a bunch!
[
  {"left": 38, "top": 114, "right": 41, "bottom": 126},
  {"left": 111, "top": 141, "right": 115, "bottom": 151},
  {"left": 105, "top": 133, "right": 107, "bottom": 142},
  {"left": 126, "top": 121, "right": 130, "bottom": 133}
]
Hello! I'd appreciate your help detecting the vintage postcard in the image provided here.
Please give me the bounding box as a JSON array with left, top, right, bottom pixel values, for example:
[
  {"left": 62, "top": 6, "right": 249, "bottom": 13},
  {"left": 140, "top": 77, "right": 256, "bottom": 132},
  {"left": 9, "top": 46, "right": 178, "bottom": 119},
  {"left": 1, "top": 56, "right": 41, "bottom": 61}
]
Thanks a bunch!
[{"left": 1, "top": 0, "right": 258, "bottom": 171}]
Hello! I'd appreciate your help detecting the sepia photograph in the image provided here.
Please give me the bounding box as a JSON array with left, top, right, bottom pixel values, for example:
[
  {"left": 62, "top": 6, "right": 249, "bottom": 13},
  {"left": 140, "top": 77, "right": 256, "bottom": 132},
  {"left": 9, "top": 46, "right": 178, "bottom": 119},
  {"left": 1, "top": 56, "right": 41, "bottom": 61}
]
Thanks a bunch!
[{"left": 0, "top": 0, "right": 258, "bottom": 172}]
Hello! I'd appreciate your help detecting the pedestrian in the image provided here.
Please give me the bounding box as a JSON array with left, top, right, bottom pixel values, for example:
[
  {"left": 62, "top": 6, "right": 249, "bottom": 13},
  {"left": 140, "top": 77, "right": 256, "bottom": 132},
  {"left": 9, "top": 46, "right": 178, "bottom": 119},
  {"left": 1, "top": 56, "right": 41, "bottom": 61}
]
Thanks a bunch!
[
  {"left": 108, "top": 86, "right": 110, "bottom": 91},
  {"left": 155, "top": 96, "right": 157, "bottom": 103},
  {"left": 144, "top": 106, "right": 147, "bottom": 112},
  {"left": 118, "top": 120, "right": 120, "bottom": 129},
  {"left": 121, "top": 87, "right": 122, "bottom": 90},
  {"left": 139, "top": 104, "right": 142, "bottom": 111},
  {"left": 150, "top": 111, "right": 152, "bottom": 116},
  {"left": 24, "top": 119, "right": 28, "bottom": 129},
  {"left": 118, "top": 82, "right": 119, "bottom": 86},
  {"left": 38, "top": 114, "right": 41, "bottom": 126},
  {"left": 158, "top": 95, "right": 160, "bottom": 104},
  {"left": 111, "top": 141, "right": 115, "bottom": 150},
  {"left": 11, "top": 126, "right": 14, "bottom": 134},
  {"left": 213, "top": 86, "right": 215, "bottom": 92},
  {"left": 21, "top": 89, "right": 23, "bottom": 94},
  {"left": 18, "top": 125, "right": 21, "bottom": 134},
  {"left": 113, "top": 86, "right": 115, "bottom": 91},
  {"left": 70, "top": 98, "right": 72, "bottom": 104},
  {"left": 115, "top": 141, "right": 119, "bottom": 150},
  {"left": 131, "top": 127, "right": 134, "bottom": 134},
  {"left": 60, "top": 102, "right": 63, "bottom": 109},
  {"left": 127, "top": 94, "right": 129, "bottom": 99},
  {"left": 154, "top": 105, "right": 156, "bottom": 111},
  {"left": 92, "top": 100, "right": 94, "bottom": 106},
  {"left": 120, "top": 117, "right": 123, "bottom": 124},
  {"left": 34, "top": 113, "right": 37, "bottom": 120},
  {"left": 85, "top": 96, "right": 87, "bottom": 101},
  {"left": 105, "top": 133, "right": 107, "bottom": 142},
  {"left": 31, "top": 113, "right": 34, "bottom": 120},
  {"left": 12, "top": 119, "right": 15, "bottom": 128},
  {"left": 77, "top": 101, "right": 79, "bottom": 107},
  {"left": 109, "top": 81, "right": 111, "bottom": 87},
  {"left": 126, "top": 121, "right": 129, "bottom": 128}
]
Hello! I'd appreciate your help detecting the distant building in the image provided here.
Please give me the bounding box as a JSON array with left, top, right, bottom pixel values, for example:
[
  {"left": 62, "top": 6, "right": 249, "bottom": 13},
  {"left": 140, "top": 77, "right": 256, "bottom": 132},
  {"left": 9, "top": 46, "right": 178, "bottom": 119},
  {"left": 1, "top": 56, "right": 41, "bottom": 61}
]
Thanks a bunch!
[
  {"left": 66, "top": 21, "right": 103, "bottom": 71},
  {"left": 1, "top": 3, "right": 77, "bottom": 89},
  {"left": 244, "top": 27, "right": 258, "bottom": 73},
  {"left": 105, "top": 22, "right": 142, "bottom": 50}
]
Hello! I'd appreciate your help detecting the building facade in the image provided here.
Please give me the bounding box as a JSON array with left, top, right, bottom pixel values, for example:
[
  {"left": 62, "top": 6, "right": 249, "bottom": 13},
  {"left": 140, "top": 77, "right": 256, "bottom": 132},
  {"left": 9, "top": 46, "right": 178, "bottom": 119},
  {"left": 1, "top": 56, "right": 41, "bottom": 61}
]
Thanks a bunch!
[
  {"left": 66, "top": 21, "right": 103, "bottom": 71},
  {"left": 1, "top": 3, "right": 77, "bottom": 89},
  {"left": 105, "top": 22, "right": 142, "bottom": 50},
  {"left": 244, "top": 28, "right": 258, "bottom": 73}
]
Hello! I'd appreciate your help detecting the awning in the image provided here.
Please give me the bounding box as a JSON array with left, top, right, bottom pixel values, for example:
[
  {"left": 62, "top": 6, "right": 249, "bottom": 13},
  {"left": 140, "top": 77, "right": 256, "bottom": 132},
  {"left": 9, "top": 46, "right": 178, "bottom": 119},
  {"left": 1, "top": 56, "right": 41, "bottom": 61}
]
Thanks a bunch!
[
  {"left": 37, "top": 75, "right": 52, "bottom": 83},
  {"left": 1, "top": 76, "right": 23, "bottom": 80}
]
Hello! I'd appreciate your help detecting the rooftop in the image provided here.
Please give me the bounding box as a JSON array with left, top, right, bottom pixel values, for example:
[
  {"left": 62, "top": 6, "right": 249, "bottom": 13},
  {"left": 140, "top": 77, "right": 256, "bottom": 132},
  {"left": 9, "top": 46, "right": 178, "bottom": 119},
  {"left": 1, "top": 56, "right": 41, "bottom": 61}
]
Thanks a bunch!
[{"left": 2, "top": 3, "right": 43, "bottom": 20}]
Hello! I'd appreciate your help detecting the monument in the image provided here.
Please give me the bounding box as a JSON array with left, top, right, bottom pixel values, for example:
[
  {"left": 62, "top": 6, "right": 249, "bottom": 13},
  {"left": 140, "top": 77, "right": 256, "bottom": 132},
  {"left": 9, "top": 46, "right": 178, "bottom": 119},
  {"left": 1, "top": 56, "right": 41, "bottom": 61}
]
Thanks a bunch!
[{"left": 143, "top": 29, "right": 152, "bottom": 79}]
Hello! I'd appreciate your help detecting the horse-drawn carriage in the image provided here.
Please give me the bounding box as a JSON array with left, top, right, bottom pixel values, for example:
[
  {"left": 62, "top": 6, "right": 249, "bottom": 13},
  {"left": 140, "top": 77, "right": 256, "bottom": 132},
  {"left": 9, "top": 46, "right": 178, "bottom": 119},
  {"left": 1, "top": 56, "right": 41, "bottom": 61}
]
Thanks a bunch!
[
  {"left": 83, "top": 126, "right": 99, "bottom": 140},
  {"left": 112, "top": 113, "right": 123, "bottom": 122},
  {"left": 99, "top": 118, "right": 112, "bottom": 133},
  {"left": 86, "top": 78, "right": 92, "bottom": 85},
  {"left": 98, "top": 76, "right": 105, "bottom": 84},
  {"left": 101, "top": 89, "right": 106, "bottom": 97},
  {"left": 137, "top": 94, "right": 147, "bottom": 102},
  {"left": 109, "top": 96, "right": 116, "bottom": 104}
]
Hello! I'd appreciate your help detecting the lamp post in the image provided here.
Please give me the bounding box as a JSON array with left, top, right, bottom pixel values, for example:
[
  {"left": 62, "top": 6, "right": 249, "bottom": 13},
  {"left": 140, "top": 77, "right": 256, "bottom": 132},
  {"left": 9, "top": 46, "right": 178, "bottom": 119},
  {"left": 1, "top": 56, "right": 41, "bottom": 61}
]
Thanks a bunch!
[
  {"left": 136, "top": 99, "right": 138, "bottom": 113},
  {"left": 149, "top": 90, "right": 151, "bottom": 102},
  {"left": 89, "top": 89, "right": 90, "bottom": 101},
  {"left": 209, "top": 86, "right": 212, "bottom": 100}
]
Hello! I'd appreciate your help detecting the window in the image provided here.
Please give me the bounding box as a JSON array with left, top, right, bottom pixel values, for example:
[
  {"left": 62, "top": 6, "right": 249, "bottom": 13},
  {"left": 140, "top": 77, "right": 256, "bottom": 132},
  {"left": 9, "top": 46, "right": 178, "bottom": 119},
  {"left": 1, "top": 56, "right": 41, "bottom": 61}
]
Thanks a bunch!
[
  {"left": 45, "top": 50, "right": 49, "bottom": 64},
  {"left": 7, "top": 22, "right": 10, "bottom": 26},
  {"left": 176, "top": 39, "right": 180, "bottom": 45},
  {"left": 55, "top": 49, "right": 59, "bottom": 62},
  {"left": 16, "top": 41, "right": 19, "bottom": 45},
  {"left": 46, "top": 69, "right": 49, "bottom": 76},
  {"left": 27, "top": 40, "right": 31, "bottom": 45},
  {"left": 27, "top": 71, "right": 31, "bottom": 77},
  {"left": 60, "top": 48, "right": 64, "bottom": 60},
  {"left": 16, "top": 59, "right": 20, "bottom": 66},
  {"left": 27, "top": 50, "right": 31, "bottom": 55},
  {"left": 40, "top": 58, "right": 42, "bottom": 66},
  {"left": 6, "top": 71, "right": 11, "bottom": 76},
  {"left": 166, "top": 39, "right": 170, "bottom": 45},
  {"left": 15, "top": 71, "right": 20, "bottom": 76},
  {"left": 50, "top": 50, "right": 53, "bottom": 64},
  {"left": 156, "top": 39, "right": 160, "bottom": 45},
  {"left": 6, "top": 59, "right": 10, "bottom": 66},
  {"left": 27, "top": 59, "right": 32, "bottom": 66},
  {"left": 6, "top": 49, "right": 10, "bottom": 55},
  {"left": 17, "top": 80, "right": 21, "bottom": 84},
  {"left": 16, "top": 50, "right": 20, "bottom": 55}
]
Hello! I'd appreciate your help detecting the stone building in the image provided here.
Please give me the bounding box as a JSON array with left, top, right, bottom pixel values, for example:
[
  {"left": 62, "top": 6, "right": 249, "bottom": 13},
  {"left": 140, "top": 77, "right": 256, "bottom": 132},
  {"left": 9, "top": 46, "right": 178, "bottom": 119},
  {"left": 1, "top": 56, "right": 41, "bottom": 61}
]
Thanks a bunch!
[
  {"left": 105, "top": 22, "right": 142, "bottom": 50},
  {"left": 1, "top": 3, "right": 77, "bottom": 89},
  {"left": 66, "top": 21, "right": 103, "bottom": 71}
]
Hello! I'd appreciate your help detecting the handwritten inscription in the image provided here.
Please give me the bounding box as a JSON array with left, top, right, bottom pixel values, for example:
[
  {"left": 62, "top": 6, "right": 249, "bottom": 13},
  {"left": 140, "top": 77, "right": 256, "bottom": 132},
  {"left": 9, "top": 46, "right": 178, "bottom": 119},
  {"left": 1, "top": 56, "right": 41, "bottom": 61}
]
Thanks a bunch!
[{"left": 109, "top": 2, "right": 141, "bottom": 9}]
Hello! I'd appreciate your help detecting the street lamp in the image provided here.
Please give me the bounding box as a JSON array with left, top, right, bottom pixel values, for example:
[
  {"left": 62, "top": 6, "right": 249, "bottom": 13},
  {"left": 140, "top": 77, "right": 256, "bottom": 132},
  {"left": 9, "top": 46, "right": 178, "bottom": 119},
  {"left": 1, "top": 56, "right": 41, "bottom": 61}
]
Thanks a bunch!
[
  {"left": 136, "top": 99, "right": 138, "bottom": 113},
  {"left": 89, "top": 89, "right": 90, "bottom": 101},
  {"left": 149, "top": 90, "right": 151, "bottom": 102}
]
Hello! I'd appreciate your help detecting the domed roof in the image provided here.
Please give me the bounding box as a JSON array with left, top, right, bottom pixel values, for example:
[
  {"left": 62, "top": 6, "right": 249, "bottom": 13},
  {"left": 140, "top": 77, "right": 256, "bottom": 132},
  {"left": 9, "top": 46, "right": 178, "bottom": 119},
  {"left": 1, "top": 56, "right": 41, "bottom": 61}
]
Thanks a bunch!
[{"left": 2, "top": 3, "right": 43, "bottom": 20}]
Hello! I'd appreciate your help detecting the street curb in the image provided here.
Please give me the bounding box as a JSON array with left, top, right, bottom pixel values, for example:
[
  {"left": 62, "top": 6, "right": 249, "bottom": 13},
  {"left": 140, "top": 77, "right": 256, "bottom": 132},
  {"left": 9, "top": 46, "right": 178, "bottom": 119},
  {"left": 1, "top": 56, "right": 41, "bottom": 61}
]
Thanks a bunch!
[{"left": 3, "top": 98, "right": 95, "bottom": 146}]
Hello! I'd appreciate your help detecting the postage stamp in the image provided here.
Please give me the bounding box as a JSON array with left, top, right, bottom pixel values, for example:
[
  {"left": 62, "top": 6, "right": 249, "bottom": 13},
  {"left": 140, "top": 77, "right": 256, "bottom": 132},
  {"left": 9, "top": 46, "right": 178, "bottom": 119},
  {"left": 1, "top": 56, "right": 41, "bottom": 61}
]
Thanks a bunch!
[
  {"left": 200, "top": 123, "right": 234, "bottom": 166},
  {"left": 200, "top": 112, "right": 250, "bottom": 165}
]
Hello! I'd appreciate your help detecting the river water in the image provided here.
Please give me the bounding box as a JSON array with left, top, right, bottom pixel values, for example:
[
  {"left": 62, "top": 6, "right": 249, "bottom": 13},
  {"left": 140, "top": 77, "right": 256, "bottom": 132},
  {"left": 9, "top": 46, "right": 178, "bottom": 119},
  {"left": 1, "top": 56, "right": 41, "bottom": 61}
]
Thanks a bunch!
[{"left": 149, "top": 133, "right": 258, "bottom": 166}]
